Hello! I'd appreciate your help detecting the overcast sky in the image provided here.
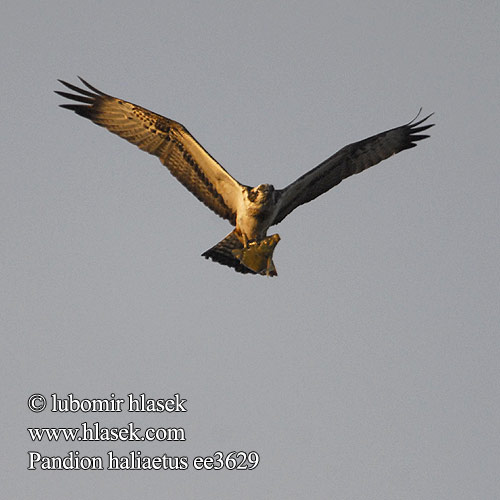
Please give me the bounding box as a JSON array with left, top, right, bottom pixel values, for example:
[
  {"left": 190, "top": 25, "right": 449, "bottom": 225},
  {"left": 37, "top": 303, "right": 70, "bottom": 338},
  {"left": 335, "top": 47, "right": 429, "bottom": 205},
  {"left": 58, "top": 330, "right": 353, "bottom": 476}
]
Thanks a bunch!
[{"left": 3, "top": 1, "right": 499, "bottom": 499}]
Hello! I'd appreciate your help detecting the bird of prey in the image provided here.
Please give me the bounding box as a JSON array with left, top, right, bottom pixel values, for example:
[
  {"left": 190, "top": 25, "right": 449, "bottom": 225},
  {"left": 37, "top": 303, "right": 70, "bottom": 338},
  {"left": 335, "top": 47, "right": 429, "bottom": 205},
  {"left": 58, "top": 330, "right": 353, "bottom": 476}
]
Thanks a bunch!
[{"left": 56, "top": 78, "right": 433, "bottom": 276}]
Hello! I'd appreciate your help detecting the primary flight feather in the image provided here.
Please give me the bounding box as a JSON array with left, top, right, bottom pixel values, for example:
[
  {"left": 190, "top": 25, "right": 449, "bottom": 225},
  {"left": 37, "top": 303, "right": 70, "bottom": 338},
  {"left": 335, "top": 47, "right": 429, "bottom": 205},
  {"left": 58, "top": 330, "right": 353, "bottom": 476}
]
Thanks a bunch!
[{"left": 56, "top": 77, "right": 434, "bottom": 276}]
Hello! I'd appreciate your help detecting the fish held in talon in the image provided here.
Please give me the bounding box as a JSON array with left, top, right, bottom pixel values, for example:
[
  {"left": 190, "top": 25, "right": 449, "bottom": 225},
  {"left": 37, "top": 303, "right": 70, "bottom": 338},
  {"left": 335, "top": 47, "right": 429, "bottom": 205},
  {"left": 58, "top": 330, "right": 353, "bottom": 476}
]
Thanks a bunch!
[{"left": 232, "top": 234, "right": 281, "bottom": 276}]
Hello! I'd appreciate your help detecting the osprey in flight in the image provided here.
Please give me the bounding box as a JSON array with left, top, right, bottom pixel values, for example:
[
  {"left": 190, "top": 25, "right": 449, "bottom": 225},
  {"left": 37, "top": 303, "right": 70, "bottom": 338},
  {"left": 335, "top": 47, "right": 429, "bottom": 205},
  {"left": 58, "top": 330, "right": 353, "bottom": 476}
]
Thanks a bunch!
[{"left": 56, "top": 78, "right": 433, "bottom": 276}]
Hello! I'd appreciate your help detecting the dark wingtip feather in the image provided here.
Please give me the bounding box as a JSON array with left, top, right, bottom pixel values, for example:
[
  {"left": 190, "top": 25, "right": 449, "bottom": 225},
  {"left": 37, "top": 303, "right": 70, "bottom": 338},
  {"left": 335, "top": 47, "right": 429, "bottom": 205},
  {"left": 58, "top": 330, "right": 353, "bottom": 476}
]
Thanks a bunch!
[
  {"left": 408, "top": 110, "right": 435, "bottom": 128},
  {"left": 57, "top": 79, "right": 96, "bottom": 97},
  {"left": 55, "top": 90, "right": 94, "bottom": 104},
  {"left": 56, "top": 77, "right": 106, "bottom": 118},
  {"left": 408, "top": 108, "right": 434, "bottom": 125},
  {"left": 406, "top": 110, "right": 435, "bottom": 147},
  {"left": 411, "top": 124, "right": 434, "bottom": 134},
  {"left": 411, "top": 134, "right": 431, "bottom": 142},
  {"left": 59, "top": 103, "right": 92, "bottom": 118},
  {"left": 77, "top": 76, "right": 106, "bottom": 96}
]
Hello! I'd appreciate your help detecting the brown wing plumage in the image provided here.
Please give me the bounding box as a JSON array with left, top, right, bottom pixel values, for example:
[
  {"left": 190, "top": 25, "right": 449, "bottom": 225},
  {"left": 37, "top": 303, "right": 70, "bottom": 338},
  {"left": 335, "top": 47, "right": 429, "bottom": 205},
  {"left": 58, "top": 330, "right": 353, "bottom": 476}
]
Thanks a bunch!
[
  {"left": 272, "top": 112, "right": 434, "bottom": 225},
  {"left": 56, "top": 78, "right": 243, "bottom": 224}
]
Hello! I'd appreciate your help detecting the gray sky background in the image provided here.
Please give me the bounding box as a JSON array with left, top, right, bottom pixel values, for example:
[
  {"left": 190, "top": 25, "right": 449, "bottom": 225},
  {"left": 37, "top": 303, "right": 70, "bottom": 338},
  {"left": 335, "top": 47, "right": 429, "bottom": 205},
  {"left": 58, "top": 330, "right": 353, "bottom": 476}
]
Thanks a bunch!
[{"left": 3, "top": 1, "right": 499, "bottom": 499}]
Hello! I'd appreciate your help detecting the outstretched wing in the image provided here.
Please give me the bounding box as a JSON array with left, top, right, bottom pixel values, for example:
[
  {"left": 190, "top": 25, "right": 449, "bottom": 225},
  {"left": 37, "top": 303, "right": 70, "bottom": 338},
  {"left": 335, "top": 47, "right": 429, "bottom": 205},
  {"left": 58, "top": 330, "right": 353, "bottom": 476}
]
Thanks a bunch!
[
  {"left": 56, "top": 78, "right": 243, "bottom": 224},
  {"left": 272, "top": 112, "right": 434, "bottom": 225}
]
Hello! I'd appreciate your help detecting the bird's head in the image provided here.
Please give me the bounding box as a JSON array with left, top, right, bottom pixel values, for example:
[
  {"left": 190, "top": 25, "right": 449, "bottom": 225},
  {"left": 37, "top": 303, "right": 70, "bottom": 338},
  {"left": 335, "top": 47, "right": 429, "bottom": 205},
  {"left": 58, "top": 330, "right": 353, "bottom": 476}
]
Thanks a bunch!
[{"left": 249, "top": 184, "right": 275, "bottom": 203}]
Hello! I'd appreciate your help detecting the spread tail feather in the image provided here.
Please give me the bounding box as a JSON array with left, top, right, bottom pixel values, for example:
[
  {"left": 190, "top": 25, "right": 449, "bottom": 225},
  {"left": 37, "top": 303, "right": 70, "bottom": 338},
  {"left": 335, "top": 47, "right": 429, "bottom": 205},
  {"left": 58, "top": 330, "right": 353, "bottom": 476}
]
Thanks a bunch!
[
  {"left": 202, "top": 230, "right": 257, "bottom": 275},
  {"left": 202, "top": 231, "right": 279, "bottom": 276}
]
